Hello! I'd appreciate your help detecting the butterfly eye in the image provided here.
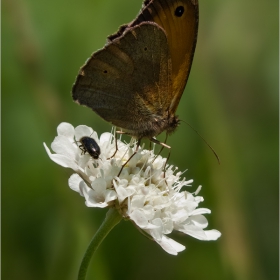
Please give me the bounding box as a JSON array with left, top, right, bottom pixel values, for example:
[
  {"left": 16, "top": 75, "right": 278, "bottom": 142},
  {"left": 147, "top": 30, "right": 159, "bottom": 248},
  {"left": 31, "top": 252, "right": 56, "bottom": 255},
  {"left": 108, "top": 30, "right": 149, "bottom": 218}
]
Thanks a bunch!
[
  {"left": 175, "top": 6, "right": 184, "bottom": 17},
  {"left": 103, "top": 70, "right": 108, "bottom": 74},
  {"left": 144, "top": 47, "right": 148, "bottom": 51}
]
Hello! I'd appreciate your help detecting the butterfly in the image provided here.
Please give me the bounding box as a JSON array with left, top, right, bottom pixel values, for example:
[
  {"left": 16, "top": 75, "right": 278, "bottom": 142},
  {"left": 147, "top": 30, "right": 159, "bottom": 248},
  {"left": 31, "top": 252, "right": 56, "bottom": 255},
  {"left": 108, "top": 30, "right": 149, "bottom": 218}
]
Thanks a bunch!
[{"left": 72, "top": 0, "right": 199, "bottom": 147}]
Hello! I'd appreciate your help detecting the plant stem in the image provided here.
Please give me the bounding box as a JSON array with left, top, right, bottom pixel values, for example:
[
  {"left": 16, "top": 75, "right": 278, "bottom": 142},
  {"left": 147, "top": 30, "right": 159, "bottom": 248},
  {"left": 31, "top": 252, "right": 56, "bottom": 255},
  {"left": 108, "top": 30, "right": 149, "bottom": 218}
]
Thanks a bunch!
[{"left": 78, "top": 208, "right": 122, "bottom": 280}]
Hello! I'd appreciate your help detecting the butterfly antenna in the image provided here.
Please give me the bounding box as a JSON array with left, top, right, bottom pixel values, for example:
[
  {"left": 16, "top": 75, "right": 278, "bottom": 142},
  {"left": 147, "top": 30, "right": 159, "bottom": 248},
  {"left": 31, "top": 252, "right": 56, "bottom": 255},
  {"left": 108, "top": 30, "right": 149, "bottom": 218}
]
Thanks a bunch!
[{"left": 181, "top": 120, "right": 220, "bottom": 164}]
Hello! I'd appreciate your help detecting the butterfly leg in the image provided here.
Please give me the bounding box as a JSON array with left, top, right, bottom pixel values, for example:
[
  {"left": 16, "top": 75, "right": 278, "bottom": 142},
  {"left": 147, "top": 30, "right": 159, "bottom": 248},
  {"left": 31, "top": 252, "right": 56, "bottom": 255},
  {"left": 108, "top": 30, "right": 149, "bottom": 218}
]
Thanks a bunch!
[
  {"left": 151, "top": 133, "right": 169, "bottom": 163},
  {"left": 117, "top": 139, "right": 141, "bottom": 177},
  {"left": 150, "top": 137, "right": 171, "bottom": 149},
  {"left": 107, "top": 129, "right": 119, "bottom": 159},
  {"left": 108, "top": 129, "right": 133, "bottom": 159}
]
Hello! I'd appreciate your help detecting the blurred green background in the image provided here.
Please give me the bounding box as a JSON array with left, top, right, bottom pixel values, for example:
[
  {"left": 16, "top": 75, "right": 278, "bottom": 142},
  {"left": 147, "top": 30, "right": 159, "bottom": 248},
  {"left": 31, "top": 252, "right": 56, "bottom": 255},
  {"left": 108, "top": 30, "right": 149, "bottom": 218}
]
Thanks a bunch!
[{"left": 2, "top": 0, "right": 278, "bottom": 279}]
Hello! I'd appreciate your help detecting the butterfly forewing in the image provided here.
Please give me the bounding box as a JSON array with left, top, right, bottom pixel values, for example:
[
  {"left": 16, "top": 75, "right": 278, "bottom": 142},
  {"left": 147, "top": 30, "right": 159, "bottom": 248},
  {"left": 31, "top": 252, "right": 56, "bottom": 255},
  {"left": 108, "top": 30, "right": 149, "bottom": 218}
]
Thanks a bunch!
[
  {"left": 129, "top": 0, "right": 199, "bottom": 112},
  {"left": 73, "top": 23, "right": 172, "bottom": 137}
]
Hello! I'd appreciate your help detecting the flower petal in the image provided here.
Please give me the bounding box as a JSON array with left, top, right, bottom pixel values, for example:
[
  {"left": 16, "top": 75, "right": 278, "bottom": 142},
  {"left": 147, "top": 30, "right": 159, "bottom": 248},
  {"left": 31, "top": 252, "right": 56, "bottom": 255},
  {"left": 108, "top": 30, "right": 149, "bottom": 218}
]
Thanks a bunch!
[
  {"left": 44, "top": 143, "right": 79, "bottom": 170},
  {"left": 50, "top": 136, "right": 77, "bottom": 159},
  {"left": 156, "top": 235, "right": 185, "bottom": 255},
  {"left": 204, "top": 230, "right": 222, "bottom": 240},
  {"left": 75, "top": 125, "right": 99, "bottom": 143},
  {"left": 57, "top": 122, "right": 75, "bottom": 139},
  {"left": 68, "top": 174, "right": 84, "bottom": 195}
]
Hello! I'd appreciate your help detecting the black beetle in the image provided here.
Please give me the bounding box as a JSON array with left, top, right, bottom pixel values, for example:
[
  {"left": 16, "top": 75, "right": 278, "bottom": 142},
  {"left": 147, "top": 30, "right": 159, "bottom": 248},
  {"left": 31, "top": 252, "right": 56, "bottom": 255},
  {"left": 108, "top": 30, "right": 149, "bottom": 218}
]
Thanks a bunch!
[{"left": 79, "top": 136, "right": 101, "bottom": 159}]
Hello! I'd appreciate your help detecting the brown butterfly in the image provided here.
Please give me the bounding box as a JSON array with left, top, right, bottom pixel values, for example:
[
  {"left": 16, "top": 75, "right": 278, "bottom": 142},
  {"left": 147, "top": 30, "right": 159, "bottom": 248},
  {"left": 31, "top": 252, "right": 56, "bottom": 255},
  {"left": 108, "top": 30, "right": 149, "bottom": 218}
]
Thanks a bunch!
[{"left": 72, "top": 0, "right": 199, "bottom": 146}]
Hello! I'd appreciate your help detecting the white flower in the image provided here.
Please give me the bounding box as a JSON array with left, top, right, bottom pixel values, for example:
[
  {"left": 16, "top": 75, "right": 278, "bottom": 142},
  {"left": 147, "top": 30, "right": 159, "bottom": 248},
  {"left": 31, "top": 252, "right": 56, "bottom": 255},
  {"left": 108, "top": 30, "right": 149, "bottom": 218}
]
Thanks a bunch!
[{"left": 44, "top": 122, "right": 221, "bottom": 255}]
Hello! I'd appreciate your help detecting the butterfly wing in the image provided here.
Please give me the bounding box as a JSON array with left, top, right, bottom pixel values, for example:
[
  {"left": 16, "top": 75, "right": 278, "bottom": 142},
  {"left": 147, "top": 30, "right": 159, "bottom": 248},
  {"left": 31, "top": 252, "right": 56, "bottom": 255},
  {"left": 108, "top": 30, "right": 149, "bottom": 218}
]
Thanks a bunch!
[
  {"left": 111, "top": 0, "right": 199, "bottom": 114},
  {"left": 73, "top": 0, "right": 198, "bottom": 138},
  {"left": 72, "top": 23, "right": 172, "bottom": 138}
]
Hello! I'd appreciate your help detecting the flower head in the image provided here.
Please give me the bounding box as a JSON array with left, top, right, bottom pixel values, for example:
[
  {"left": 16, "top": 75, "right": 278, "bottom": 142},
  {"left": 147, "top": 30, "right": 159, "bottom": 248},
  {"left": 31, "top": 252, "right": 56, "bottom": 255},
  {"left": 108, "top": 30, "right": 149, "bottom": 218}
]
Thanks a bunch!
[{"left": 44, "top": 122, "right": 221, "bottom": 255}]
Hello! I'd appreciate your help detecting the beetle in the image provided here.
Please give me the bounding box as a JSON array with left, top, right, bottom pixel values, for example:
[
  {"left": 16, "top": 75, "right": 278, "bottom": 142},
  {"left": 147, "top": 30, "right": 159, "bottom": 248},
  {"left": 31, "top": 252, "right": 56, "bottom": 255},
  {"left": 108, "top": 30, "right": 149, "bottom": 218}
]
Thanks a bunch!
[{"left": 78, "top": 136, "right": 101, "bottom": 159}]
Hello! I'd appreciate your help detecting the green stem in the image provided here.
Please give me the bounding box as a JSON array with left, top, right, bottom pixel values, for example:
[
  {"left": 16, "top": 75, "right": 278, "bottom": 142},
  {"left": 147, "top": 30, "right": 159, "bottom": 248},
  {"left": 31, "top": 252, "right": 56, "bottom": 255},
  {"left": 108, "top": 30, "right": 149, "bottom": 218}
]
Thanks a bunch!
[{"left": 78, "top": 208, "right": 122, "bottom": 280}]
